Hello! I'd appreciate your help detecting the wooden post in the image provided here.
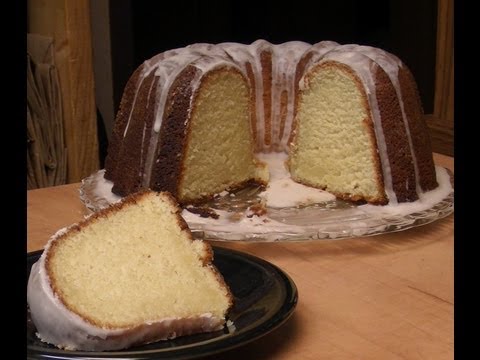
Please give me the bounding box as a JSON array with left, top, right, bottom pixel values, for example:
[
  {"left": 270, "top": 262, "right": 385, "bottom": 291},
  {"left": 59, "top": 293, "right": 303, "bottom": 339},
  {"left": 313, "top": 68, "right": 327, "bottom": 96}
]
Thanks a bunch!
[
  {"left": 28, "top": 0, "right": 99, "bottom": 183},
  {"left": 426, "top": 0, "right": 454, "bottom": 156}
]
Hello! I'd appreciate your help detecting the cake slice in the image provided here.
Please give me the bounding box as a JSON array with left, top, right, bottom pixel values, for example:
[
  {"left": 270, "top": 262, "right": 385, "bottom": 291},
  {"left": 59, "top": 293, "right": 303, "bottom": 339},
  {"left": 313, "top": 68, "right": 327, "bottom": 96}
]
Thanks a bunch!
[{"left": 27, "top": 190, "right": 234, "bottom": 351}]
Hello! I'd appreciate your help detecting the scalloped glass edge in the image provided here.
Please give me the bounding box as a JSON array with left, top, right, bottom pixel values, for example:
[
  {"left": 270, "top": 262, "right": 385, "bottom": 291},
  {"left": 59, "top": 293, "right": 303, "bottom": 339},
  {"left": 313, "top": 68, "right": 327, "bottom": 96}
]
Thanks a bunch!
[{"left": 79, "top": 169, "right": 454, "bottom": 242}]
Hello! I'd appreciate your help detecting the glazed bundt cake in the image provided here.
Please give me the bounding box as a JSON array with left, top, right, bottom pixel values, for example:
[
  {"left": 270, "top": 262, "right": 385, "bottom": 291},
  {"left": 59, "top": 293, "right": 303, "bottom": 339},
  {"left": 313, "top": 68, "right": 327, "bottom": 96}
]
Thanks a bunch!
[
  {"left": 104, "top": 40, "right": 438, "bottom": 205},
  {"left": 27, "top": 191, "right": 233, "bottom": 351}
]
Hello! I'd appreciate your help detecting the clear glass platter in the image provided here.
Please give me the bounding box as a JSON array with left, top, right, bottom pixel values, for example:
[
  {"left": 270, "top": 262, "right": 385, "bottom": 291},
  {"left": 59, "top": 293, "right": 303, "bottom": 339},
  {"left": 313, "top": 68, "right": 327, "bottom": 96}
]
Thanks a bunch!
[{"left": 79, "top": 168, "right": 454, "bottom": 242}]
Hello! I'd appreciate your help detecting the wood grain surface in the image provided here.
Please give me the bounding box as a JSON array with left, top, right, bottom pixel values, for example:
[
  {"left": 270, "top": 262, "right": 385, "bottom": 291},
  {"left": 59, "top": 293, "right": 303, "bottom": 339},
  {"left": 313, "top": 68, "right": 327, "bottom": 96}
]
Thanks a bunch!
[
  {"left": 27, "top": 153, "right": 454, "bottom": 360},
  {"left": 28, "top": 0, "right": 100, "bottom": 183}
]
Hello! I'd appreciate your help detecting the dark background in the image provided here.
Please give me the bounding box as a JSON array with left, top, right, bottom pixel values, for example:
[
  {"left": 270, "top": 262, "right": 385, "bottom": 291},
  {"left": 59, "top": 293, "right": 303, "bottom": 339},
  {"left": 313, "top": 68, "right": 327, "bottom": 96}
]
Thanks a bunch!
[{"left": 110, "top": 0, "right": 437, "bottom": 115}]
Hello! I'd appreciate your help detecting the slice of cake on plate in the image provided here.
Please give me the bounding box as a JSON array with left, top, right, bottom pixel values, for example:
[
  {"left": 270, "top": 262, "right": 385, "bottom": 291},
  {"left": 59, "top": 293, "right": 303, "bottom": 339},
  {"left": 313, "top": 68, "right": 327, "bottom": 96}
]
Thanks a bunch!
[{"left": 27, "top": 190, "right": 233, "bottom": 351}]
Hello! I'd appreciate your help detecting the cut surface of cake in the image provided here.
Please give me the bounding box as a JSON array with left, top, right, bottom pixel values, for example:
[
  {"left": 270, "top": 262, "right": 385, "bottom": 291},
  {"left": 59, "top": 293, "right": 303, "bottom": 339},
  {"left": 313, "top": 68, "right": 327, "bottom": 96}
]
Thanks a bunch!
[
  {"left": 27, "top": 190, "right": 234, "bottom": 351},
  {"left": 288, "top": 60, "right": 386, "bottom": 204},
  {"left": 104, "top": 40, "right": 438, "bottom": 206},
  {"left": 176, "top": 66, "right": 268, "bottom": 203}
]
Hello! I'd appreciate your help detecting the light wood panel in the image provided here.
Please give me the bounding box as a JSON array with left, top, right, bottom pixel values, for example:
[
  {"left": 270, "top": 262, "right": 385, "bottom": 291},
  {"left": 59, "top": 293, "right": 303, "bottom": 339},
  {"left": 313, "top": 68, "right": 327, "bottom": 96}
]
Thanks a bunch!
[{"left": 28, "top": 0, "right": 99, "bottom": 183}]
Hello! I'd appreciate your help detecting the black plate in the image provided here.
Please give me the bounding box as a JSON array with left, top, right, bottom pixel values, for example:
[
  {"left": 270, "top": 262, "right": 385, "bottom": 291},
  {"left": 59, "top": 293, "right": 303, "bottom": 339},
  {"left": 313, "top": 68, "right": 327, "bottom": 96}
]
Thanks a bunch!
[{"left": 27, "top": 246, "right": 298, "bottom": 359}]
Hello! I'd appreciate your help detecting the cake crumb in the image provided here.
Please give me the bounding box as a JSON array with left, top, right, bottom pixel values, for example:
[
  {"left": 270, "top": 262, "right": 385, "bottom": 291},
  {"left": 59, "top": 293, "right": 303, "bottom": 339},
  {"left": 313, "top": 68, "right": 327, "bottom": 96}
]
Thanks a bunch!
[
  {"left": 184, "top": 206, "right": 219, "bottom": 219},
  {"left": 246, "top": 202, "right": 267, "bottom": 217}
]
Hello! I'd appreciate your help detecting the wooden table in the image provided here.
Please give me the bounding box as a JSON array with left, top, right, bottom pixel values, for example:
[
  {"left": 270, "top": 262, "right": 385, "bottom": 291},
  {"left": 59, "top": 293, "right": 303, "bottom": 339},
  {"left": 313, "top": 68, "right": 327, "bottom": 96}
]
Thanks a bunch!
[{"left": 27, "top": 154, "right": 454, "bottom": 359}]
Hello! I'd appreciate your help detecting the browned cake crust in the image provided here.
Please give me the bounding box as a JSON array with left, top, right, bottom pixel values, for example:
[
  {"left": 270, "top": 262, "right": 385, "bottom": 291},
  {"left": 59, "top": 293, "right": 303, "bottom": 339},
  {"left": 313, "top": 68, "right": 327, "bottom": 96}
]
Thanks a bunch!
[
  {"left": 373, "top": 65, "right": 418, "bottom": 202},
  {"left": 105, "top": 65, "right": 146, "bottom": 186},
  {"left": 245, "top": 62, "right": 259, "bottom": 150},
  {"left": 111, "top": 72, "right": 159, "bottom": 196},
  {"left": 397, "top": 67, "right": 438, "bottom": 192},
  {"left": 184, "top": 206, "right": 220, "bottom": 219},
  {"left": 278, "top": 90, "right": 289, "bottom": 149},
  {"left": 289, "top": 50, "right": 315, "bottom": 146},
  {"left": 260, "top": 50, "right": 273, "bottom": 148},
  {"left": 288, "top": 51, "right": 311, "bottom": 153},
  {"left": 293, "top": 51, "right": 314, "bottom": 113},
  {"left": 150, "top": 66, "right": 200, "bottom": 199}
]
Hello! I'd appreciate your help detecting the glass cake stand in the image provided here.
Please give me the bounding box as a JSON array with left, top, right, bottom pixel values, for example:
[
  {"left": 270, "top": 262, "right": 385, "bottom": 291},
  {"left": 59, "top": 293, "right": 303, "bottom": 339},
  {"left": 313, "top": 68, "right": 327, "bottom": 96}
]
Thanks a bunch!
[{"left": 79, "top": 168, "right": 454, "bottom": 242}]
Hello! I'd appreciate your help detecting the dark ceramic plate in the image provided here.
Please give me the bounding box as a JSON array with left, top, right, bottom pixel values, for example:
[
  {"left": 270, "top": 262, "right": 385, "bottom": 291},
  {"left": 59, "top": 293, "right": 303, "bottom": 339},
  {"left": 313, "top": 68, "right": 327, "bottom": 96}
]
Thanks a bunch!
[{"left": 27, "top": 246, "right": 298, "bottom": 359}]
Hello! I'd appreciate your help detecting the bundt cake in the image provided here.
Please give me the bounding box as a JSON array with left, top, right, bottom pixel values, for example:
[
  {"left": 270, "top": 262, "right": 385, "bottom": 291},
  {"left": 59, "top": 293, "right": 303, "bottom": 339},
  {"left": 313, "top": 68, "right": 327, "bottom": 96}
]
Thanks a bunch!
[
  {"left": 27, "top": 190, "right": 233, "bottom": 351},
  {"left": 104, "top": 40, "right": 438, "bottom": 205}
]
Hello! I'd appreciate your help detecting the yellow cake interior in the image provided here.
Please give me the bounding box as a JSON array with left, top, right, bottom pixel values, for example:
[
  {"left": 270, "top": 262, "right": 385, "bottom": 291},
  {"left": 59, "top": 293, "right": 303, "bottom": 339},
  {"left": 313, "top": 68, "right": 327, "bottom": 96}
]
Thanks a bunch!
[
  {"left": 46, "top": 193, "right": 232, "bottom": 329},
  {"left": 289, "top": 62, "right": 384, "bottom": 202},
  {"left": 179, "top": 68, "right": 267, "bottom": 202}
]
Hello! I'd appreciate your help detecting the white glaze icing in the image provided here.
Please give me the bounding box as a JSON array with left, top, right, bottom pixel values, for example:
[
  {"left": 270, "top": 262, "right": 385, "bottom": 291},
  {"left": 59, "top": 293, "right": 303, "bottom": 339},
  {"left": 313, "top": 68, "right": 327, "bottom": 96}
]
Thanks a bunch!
[
  {"left": 257, "top": 152, "right": 336, "bottom": 207},
  {"left": 270, "top": 41, "right": 311, "bottom": 150},
  {"left": 91, "top": 169, "right": 122, "bottom": 204},
  {"left": 27, "top": 226, "right": 226, "bottom": 351}
]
